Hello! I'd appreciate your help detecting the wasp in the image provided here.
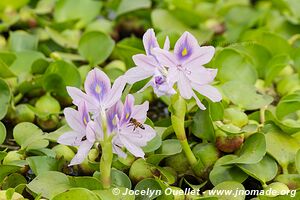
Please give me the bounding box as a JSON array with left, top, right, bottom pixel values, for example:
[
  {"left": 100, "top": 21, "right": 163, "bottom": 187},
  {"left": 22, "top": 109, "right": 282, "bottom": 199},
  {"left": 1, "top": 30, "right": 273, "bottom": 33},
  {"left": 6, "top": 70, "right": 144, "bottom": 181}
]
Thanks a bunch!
[{"left": 128, "top": 118, "right": 145, "bottom": 131}]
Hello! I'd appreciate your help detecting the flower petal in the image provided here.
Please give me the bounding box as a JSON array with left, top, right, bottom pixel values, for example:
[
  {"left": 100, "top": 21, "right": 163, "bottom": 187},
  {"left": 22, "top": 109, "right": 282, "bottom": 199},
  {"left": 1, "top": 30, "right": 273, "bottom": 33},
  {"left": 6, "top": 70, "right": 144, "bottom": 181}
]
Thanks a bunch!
[
  {"left": 66, "top": 86, "right": 98, "bottom": 111},
  {"left": 178, "top": 71, "right": 193, "bottom": 99},
  {"left": 124, "top": 66, "right": 153, "bottom": 85},
  {"left": 86, "top": 121, "right": 96, "bottom": 142},
  {"left": 184, "top": 46, "right": 215, "bottom": 66},
  {"left": 192, "top": 83, "right": 222, "bottom": 102},
  {"left": 152, "top": 48, "right": 177, "bottom": 68},
  {"left": 57, "top": 131, "right": 84, "bottom": 146},
  {"left": 143, "top": 28, "right": 159, "bottom": 56},
  {"left": 121, "top": 124, "right": 155, "bottom": 147},
  {"left": 121, "top": 94, "right": 134, "bottom": 123},
  {"left": 133, "top": 54, "right": 159, "bottom": 72},
  {"left": 186, "top": 66, "right": 218, "bottom": 85},
  {"left": 163, "top": 36, "right": 170, "bottom": 50},
  {"left": 192, "top": 92, "right": 206, "bottom": 110},
  {"left": 103, "top": 76, "right": 126, "bottom": 109},
  {"left": 64, "top": 108, "right": 85, "bottom": 133},
  {"left": 84, "top": 68, "right": 111, "bottom": 103},
  {"left": 119, "top": 136, "right": 145, "bottom": 158},
  {"left": 78, "top": 101, "right": 90, "bottom": 127},
  {"left": 106, "top": 101, "right": 123, "bottom": 133},
  {"left": 174, "top": 31, "right": 199, "bottom": 62},
  {"left": 131, "top": 101, "right": 149, "bottom": 123},
  {"left": 69, "top": 140, "right": 93, "bottom": 166}
]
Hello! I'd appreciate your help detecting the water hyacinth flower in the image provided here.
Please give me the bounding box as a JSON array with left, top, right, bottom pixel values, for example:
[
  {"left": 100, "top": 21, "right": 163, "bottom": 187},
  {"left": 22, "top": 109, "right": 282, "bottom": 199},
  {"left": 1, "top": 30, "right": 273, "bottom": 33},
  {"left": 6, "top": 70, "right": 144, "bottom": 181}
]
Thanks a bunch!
[
  {"left": 67, "top": 68, "right": 126, "bottom": 116},
  {"left": 107, "top": 94, "right": 156, "bottom": 158},
  {"left": 58, "top": 102, "right": 99, "bottom": 166},
  {"left": 124, "top": 29, "right": 176, "bottom": 97},
  {"left": 153, "top": 31, "right": 222, "bottom": 109}
]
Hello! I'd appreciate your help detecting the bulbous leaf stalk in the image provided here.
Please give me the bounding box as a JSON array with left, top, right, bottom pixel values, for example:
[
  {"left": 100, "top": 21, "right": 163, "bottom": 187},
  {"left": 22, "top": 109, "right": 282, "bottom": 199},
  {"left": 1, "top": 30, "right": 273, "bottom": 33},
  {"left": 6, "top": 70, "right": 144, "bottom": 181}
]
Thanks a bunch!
[{"left": 170, "top": 94, "right": 198, "bottom": 172}]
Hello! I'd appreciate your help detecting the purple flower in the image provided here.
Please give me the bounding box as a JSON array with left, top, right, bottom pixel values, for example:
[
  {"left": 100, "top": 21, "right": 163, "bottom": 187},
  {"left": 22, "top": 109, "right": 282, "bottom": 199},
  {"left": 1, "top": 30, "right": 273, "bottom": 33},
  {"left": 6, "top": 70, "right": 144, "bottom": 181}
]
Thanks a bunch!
[
  {"left": 124, "top": 29, "right": 176, "bottom": 97},
  {"left": 57, "top": 102, "right": 101, "bottom": 166},
  {"left": 66, "top": 68, "right": 126, "bottom": 116},
  {"left": 107, "top": 94, "right": 156, "bottom": 158},
  {"left": 153, "top": 31, "right": 222, "bottom": 109}
]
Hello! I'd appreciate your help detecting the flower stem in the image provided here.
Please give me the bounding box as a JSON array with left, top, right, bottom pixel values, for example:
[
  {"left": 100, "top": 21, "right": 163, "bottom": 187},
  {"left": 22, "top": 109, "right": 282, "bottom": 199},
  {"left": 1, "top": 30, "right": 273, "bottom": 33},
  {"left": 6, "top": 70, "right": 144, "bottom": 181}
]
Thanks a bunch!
[
  {"left": 170, "top": 95, "right": 198, "bottom": 168},
  {"left": 99, "top": 108, "right": 113, "bottom": 189},
  {"left": 100, "top": 139, "right": 113, "bottom": 189}
]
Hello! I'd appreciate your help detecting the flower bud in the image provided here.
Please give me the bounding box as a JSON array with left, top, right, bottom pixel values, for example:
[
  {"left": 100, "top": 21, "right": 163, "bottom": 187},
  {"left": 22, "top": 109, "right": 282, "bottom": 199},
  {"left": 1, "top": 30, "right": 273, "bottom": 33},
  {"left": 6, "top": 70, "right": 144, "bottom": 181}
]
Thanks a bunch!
[
  {"left": 165, "top": 152, "right": 190, "bottom": 174},
  {"left": 37, "top": 115, "right": 59, "bottom": 131}
]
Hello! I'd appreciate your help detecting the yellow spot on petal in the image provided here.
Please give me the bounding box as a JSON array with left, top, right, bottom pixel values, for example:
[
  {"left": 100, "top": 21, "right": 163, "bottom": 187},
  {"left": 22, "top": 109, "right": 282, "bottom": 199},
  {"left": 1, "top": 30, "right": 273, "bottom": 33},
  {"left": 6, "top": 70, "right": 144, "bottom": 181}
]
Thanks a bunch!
[
  {"left": 125, "top": 113, "right": 130, "bottom": 119},
  {"left": 95, "top": 85, "right": 101, "bottom": 94},
  {"left": 181, "top": 48, "right": 188, "bottom": 56},
  {"left": 83, "top": 117, "right": 88, "bottom": 125}
]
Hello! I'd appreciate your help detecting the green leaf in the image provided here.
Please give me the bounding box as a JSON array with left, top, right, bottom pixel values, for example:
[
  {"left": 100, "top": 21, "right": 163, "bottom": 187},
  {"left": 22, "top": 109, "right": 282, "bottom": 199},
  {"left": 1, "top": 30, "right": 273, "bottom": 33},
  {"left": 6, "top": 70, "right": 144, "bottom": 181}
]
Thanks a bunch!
[
  {"left": 146, "top": 139, "right": 182, "bottom": 165},
  {"left": 69, "top": 176, "right": 103, "bottom": 190},
  {"left": 209, "top": 155, "right": 248, "bottom": 186},
  {"left": 223, "top": 133, "right": 266, "bottom": 165},
  {"left": 45, "top": 27, "right": 80, "bottom": 49},
  {"left": 0, "top": 58, "right": 16, "bottom": 78},
  {"left": 52, "top": 188, "right": 100, "bottom": 200},
  {"left": 296, "top": 149, "right": 300, "bottom": 174},
  {"left": 0, "top": 78, "right": 11, "bottom": 120},
  {"left": 9, "top": 51, "right": 44, "bottom": 76},
  {"left": 134, "top": 178, "right": 162, "bottom": 200},
  {"left": 1, "top": 173, "right": 27, "bottom": 191},
  {"left": 0, "top": 121, "right": 6, "bottom": 144},
  {"left": 204, "top": 181, "right": 245, "bottom": 200},
  {"left": 0, "top": 0, "right": 29, "bottom": 10},
  {"left": 78, "top": 31, "right": 115, "bottom": 66},
  {"left": 265, "top": 54, "right": 292, "bottom": 86},
  {"left": 276, "top": 91, "right": 300, "bottom": 120},
  {"left": 13, "top": 122, "right": 49, "bottom": 150},
  {"left": 26, "top": 156, "right": 60, "bottom": 175},
  {"left": 215, "top": 48, "right": 257, "bottom": 84},
  {"left": 54, "top": 0, "right": 102, "bottom": 27},
  {"left": 94, "top": 187, "right": 135, "bottom": 200},
  {"left": 265, "top": 124, "right": 300, "bottom": 170},
  {"left": 222, "top": 80, "right": 273, "bottom": 110},
  {"left": 142, "top": 134, "right": 162, "bottom": 153},
  {"left": 192, "top": 100, "right": 215, "bottom": 142},
  {"left": 43, "top": 60, "right": 81, "bottom": 96},
  {"left": 0, "top": 165, "right": 20, "bottom": 183},
  {"left": 27, "top": 171, "right": 70, "bottom": 199},
  {"left": 8, "top": 31, "right": 38, "bottom": 52},
  {"left": 117, "top": 0, "right": 151, "bottom": 16},
  {"left": 241, "top": 30, "right": 291, "bottom": 56},
  {"left": 237, "top": 155, "right": 278, "bottom": 184},
  {"left": 111, "top": 168, "right": 132, "bottom": 189}
]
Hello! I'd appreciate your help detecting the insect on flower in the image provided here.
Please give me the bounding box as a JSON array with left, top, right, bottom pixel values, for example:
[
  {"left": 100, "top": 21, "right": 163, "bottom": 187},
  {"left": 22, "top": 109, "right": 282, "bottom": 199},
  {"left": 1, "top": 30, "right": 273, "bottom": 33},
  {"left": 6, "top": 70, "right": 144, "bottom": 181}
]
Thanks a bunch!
[{"left": 128, "top": 117, "right": 145, "bottom": 131}]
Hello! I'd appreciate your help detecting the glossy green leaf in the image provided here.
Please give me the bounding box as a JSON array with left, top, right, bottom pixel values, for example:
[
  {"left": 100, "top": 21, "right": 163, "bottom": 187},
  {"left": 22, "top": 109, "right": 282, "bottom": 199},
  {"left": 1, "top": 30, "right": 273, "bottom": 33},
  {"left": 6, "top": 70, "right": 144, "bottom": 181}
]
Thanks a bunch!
[
  {"left": 1, "top": 173, "right": 27, "bottom": 191},
  {"left": 0, "top": 58, "right": 16, "bottom": 78},
  {"left": 8, "top": 31, "right": 38, "bottom": 52},
  {"left": 237, "top": 155, "right": 278, "bottom": 184},
  {"left": 192, "top": 103, "right": 215, "bottom": 142},
  {"left": 52, "top": 188, "right": 100, "bottom": 200},
  {"left": 0, "top": 78, "right": 11, "bottom": 120},
  {"left": 223, "top": 133, "right": 266, "bottom": 165},
  {"left": 276, "top": 91, "right": 300, "bottom": 120},
  {"left": 69, "top": 176, "right": 103, "bottom": 190},
  {"left": 94, "top": 187, "right": 135, "bottom": 200},
  {"left": 45, "top": 27, "right": 79, "bottom": 49},
  {"left": 222, "top": 80, "right": 273, "bottom": 110},
  {"left": 265, "top": 124, "right": 300, "bottom": 170},
  {"left": 78, "top": 31, "right": 115, "bottom": 66},
  {"left": 146, "top": 139, "right": 182, "bottom": 165},
  {"left": 13, "top": 122, "right": 49, "bottom": 150},
  {"left": 27, "top": 171, "right": 70, "bottom": 199},
  {"left": 117, "top": 0, "right": 151, "bottom": 16},
  {"left": 215, "top": 48, "right": 257, "bottom": 84},
  {"left": 0, "top": 121, "right": 6, "bottom": 144},
  {"left": 26, "top": 156, "right": 60, "bottom": 175},
  {"left": 203, "top": 181, "right": 245, "bottom": 200},
  {"left": 54, "top": 0, "right": 102, "bottom": 27},
  {"left": 0, "top": 165, "right": 20, "bottom": 183},
  {"left": 134, "top": 178, "right": 162, "bottom": 200}
]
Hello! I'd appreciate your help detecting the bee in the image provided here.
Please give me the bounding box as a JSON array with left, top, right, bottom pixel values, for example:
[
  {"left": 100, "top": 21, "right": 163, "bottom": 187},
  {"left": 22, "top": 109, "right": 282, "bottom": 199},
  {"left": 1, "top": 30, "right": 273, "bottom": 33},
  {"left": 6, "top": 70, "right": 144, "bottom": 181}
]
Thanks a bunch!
[
  {"left": 128, "top": 118, "right": 145, "bottom": 131},
  {"left": 81, "top": 136, "right": 87, "bottom": 141}
]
